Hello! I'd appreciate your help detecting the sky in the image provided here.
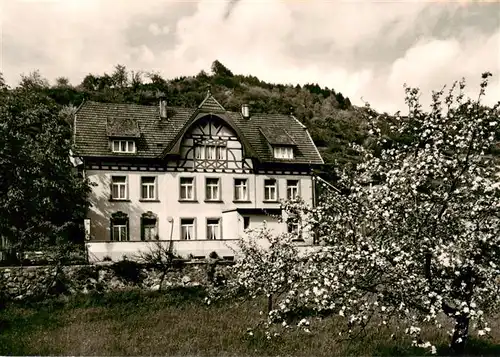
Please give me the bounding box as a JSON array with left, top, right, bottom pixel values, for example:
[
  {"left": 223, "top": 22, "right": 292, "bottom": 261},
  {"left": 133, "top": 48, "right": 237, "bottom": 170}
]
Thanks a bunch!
[{"left": 0, "top": 0, "right": 499, "bottom": 113}]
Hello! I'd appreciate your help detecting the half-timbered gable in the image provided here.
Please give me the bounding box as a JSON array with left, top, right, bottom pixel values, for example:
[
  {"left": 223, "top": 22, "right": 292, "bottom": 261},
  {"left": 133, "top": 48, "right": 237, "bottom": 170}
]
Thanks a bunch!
[
  {"left": 177, "top": 115, "right": 253, "bottom": 172},
  {"left": 73, "top": 90, "right": 323, "bottom": 262}
]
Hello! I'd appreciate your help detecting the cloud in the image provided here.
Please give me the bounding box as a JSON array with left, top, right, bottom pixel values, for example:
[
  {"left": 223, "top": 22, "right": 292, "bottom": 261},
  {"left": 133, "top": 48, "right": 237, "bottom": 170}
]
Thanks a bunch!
[
  {"left": 1, "top": 0, "right": 498, "bottom": 113},
  {"left": 148, "top": 23, "right": 162, "bottom": 36}
]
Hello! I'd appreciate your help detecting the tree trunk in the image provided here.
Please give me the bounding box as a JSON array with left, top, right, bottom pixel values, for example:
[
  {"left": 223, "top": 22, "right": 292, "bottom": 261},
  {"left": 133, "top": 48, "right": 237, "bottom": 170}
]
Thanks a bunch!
[
  {"left": 267, "top": 294, "right": 273, "bottom": 314},
  {"left": 450, "top": 314, "right": 469, "bottom": 355},
  {"left": 158, "top": 270, "right": 166, "bottom": 292}
]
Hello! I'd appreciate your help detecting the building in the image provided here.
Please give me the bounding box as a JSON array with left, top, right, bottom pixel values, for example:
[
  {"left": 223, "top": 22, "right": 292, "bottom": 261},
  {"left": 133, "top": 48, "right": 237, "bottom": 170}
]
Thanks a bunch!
[{"left": 73, "top": 91, "right": 323, "bottom": 261}]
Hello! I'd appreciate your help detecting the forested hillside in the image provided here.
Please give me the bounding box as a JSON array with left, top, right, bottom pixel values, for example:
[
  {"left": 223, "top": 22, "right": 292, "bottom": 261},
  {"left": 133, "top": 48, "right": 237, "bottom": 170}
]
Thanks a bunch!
[{"left": 1, "top": 61, "right": 397, "bottom": 179}]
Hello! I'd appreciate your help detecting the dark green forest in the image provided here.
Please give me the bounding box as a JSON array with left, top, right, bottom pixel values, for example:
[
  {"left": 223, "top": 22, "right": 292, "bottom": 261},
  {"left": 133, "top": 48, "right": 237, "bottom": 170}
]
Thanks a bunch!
[{"left": 0, "top": 60, "right": 425, "bottom": 180}]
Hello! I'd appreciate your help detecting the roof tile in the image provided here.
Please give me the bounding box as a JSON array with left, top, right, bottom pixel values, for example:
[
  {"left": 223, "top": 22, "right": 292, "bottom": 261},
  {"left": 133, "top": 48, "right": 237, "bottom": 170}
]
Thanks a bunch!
[{"left": 74, "top": 94, "right": 323, "bottom": 165}]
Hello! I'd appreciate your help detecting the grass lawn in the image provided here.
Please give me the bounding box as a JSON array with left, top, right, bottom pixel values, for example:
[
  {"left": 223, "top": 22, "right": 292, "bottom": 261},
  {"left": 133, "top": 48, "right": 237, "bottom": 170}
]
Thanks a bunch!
[{"left": 0, "top": 288, "right": 499, "bottom": 356}]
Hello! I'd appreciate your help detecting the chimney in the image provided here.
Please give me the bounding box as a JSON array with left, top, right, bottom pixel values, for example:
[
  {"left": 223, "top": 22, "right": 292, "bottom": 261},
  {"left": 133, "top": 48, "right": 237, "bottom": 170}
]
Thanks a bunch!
[
  {"left": 159, "top": 96, "right": 167, "bottom": 119},
  {"left": 241, "top": 104, "right": 250, "bottom": 119}
]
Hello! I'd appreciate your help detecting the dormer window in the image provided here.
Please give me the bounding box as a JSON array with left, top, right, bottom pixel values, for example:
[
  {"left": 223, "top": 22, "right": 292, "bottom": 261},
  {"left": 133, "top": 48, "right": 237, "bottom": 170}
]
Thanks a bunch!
[
  {"left": 274, "top": 146, "right": 294, "bottom": 159},
  {"left": 112, "top": 140, "right": 136, "bottom": 153}
]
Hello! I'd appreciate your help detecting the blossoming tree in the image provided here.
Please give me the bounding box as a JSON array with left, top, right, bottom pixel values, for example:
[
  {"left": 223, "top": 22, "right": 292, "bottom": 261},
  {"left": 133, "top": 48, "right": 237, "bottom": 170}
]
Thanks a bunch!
[
  {"left": 232, "top": 225, "right": 302, "bottom": 314},
  {"left": 235, "top": 73, "right": 500, "bottom": 354}
]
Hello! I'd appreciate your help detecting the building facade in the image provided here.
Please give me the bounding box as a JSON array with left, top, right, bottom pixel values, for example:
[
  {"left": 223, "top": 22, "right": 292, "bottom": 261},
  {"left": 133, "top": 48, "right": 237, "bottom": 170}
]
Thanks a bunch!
[{"left": 73, "top": 92, "right": 323, "bottom": 261}]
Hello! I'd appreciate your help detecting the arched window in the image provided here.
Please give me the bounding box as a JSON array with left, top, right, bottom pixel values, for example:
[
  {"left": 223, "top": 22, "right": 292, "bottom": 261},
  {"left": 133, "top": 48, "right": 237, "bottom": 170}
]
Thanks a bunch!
[
  {"left": 141, "top": 211, "right": 158, "bottom": 241},
  {"left": 110, "top": 211, "right": 129, "bottom": 241}
]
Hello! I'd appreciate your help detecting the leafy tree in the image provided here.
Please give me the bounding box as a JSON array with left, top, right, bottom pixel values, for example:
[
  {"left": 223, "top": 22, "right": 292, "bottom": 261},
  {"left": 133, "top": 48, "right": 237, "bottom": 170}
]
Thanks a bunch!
[
  {"left": 0, "top": 88, "right": 92, "bottom": 261},
  {"left": 97, "top": 74, "right": 113, "bottom": 91},
  {"left": 146, "top": 71, "right": 168, "bottom": 92},
  {"left": 112, "top": 64, "right": 128, "bottom": 88},
  {"left": 130, "top": 70, "right": 143, "bottom": 90},
  {"left": 54, "top": 77, "right": 71, "bottom": 88},
  {"left": 0, "top": 73, "right": 6, "bottom": 90},
  {"left": 59, "top": 104, "right": 78, "bottom": 127},
  {"left": 231, "top": 73, "right": 500, "bottom": 354},
  {"left": 80, "top": 74, "right": 100, "bottom": 91},
  {"left": 19, "top": 70, "right": 49, "bottom": 91},
  {"left": 211, "top": 60, "right": 234, "bottom": 77}
]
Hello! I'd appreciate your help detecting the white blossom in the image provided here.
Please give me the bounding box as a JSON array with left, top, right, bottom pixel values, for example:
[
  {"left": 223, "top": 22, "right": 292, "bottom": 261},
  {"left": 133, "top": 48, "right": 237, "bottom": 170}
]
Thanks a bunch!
[{"left": 227, "top": 74, "right": 500, "bottom": 352}]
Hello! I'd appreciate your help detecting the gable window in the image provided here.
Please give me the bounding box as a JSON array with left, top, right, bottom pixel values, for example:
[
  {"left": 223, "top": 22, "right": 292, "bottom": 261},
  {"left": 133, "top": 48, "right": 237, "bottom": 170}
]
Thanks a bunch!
[
  {"left": 141, "top": 212, "right": 158, "bottom": 241},
  {"left": 274, "top": 146, "right": 293, "bottom": 159},
  {"left": 207, "top": 218, "right": 221, "bottom": 240},
  {"left": 206, "top": 145, "right": 216, "bottom": 160},
  {"left": 195, "top": 146, "right": 203, "bottom": 160},
  {"left": 111, "top": 176, "right": 127, "bottom": 200},
  {"left": 181, "top": 218, "right": 195, "bottom": 240},
  {"left": 111, "top": 211, "right": 129, "bottom": 241},
  {"left": 205, "top": 178, "right": 220, "bottom": 201},
  {"left": 141, "top": 177, "right": 156, "bottom": 200},
  {"left": 195, "top": 143, "right": 226, "bottom": 161},
  {"left": 264, "top": 179, "right": 277, "bottom": 201},
  {"left": 287, "top": 180, "right": 299, "bottom": 200},
  {"left": 216, "top": 146, "right": 226, "bottom": 160},
  {"left": 180, "top": 177, "right": 195, "bottom": 201},
  {"left": 112, "top": 140, "right": 136, "bottom": 153},
  {"left": 234, "top": 178, "right": 248, "bottom": 201}
]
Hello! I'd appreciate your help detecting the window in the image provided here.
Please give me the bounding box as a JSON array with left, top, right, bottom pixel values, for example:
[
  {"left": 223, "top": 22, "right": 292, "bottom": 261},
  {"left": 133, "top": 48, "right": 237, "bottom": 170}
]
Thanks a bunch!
[
  {"left": 141, "top": 213, "right": 157, "bottom": 241},
  {"left": 141, "top": 177, "right": 156, "bottom": 200},
  {"left": 287, "top": 180, "right": 299, "bottom": 200},
  {"left": 205, "top": 178, "right": 220, "bottom": 201},
  {"left": 207, "top": 218, "right": 221, "bottom": 240},
  {"left": 264, "top": 179, "right": 277, "bottom": 201},
  {"left": 180, "top": 177, "right": 195, "bottom": 200},
  {"left": 206, "top": 145, "right": 216, "bottom": 160},
  {"left": 216, "top": 146, "right": 225, "bottom": 160},
  {"left": 111, "top": 211, "right": 129, "bottom": 241},
  {"left": 195, "top": 146, "right": 202, "bottom": 160},
  {"left": 287, "top": 215, "right": 302, "bottom": 241},
  {"left": 287, "top": 221, "right": 299, "bottom": 235},
  {"left": 274, "top": 146, "right": 293, "bottom": 159},
  {"left": 111, "top": 176, "right": 127, "bottom": 200},
  {"left": 234, "top": 178, "right": 248, "bottom": 201},
  {"left": 194, "top": 143, "right": 226, "bottom": 161},
  {"left": 181, "top": 219, "right": 195, "bottom": 240},
  {"left": 112, "top": 140, "right": 136, "bottom": 153},
  {"left": 243, "top": 216, "right": 250, "bottom": 230}
]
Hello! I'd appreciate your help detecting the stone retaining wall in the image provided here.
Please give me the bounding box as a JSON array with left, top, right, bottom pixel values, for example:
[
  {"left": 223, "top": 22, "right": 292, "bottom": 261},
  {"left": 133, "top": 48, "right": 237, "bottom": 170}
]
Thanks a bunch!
[{"left": 0, "top": 261, "right": 233, "bottom": 301}]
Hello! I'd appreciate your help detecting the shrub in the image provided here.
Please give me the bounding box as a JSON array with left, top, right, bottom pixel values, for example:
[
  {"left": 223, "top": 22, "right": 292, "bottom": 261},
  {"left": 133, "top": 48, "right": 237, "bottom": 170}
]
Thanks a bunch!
[
  {"left": 73, "top": 265, "right": 99, "bottom": 282},
  {"left": 110, "top": 259, "right": 144, "bottom": 285}
]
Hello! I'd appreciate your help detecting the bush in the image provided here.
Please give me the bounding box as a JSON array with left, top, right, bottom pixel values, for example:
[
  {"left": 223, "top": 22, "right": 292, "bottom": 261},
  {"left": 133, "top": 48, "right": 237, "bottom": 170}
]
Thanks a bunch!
[
  {"left": 73, "top": 265, "right": 99, "bottom": 282},
  {"left": 110, "top": 260, "right": 144, "bottom": 285}
]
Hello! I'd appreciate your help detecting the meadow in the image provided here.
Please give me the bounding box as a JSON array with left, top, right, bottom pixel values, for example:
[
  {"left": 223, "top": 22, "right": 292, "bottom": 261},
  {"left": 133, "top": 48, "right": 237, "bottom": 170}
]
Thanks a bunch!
[{"left": 1, "top": 288, "right": 499, "bottom": 356}]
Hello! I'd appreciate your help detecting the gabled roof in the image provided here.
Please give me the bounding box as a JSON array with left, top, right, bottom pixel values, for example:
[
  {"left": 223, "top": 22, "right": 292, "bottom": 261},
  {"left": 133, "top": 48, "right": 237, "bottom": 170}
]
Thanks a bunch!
[
  {"left": 198, "top": 90, "right": 226, "bottom": 112},
  {"left": 74, "top": 93, "right": 323, "bottom": 165}
]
